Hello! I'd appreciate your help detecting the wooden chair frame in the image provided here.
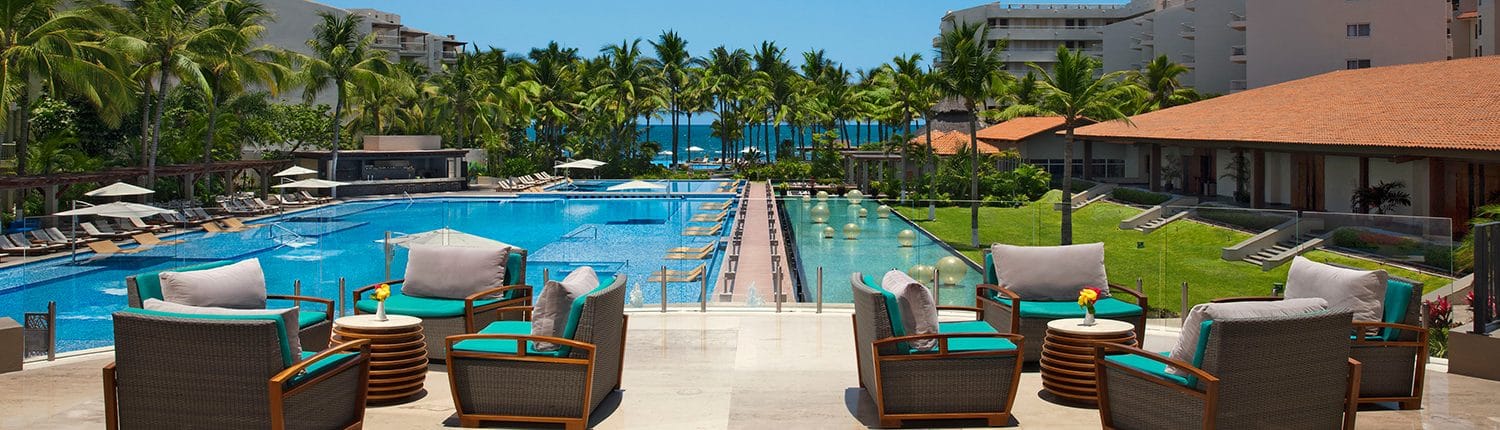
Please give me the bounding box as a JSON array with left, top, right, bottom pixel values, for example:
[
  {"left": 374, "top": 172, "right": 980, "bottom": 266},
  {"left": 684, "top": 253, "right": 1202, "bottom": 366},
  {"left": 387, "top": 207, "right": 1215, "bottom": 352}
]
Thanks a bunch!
[{"left": 976, "top": 282, "right": 1150, "bottom": 346}]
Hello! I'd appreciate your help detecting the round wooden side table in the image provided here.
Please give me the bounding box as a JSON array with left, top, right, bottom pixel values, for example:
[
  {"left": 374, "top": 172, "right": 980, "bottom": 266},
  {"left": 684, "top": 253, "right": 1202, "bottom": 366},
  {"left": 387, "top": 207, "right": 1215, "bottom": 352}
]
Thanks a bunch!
[
  {"left": 1040, "top": 318, "right": 1138, "bottom": 406},
  {"left": 333, "top": 314, "right": 427, "bottom": 404}
]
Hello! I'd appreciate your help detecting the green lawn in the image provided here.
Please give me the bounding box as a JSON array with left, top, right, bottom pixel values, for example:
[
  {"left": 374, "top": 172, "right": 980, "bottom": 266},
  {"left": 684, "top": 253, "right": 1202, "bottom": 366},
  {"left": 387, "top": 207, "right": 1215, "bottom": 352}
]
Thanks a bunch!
[{"left": 894, "top": 192, "right": 1450, "bottom": 314}]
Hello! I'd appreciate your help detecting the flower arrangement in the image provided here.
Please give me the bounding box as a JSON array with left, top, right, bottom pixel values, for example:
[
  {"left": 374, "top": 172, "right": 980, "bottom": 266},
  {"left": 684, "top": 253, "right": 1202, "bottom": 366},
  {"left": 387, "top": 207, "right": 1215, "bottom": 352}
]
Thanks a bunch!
[
  {"left": 1078, "top": 287, "right": 1102, "bottom": 325},
  {"left": 374, "top": 283, "right": 392, "bottom": 321}
]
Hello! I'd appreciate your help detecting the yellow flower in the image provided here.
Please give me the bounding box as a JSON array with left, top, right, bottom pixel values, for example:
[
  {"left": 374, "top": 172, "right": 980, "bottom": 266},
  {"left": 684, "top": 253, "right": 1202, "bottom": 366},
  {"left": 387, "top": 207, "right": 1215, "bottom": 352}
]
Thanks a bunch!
[{"left": 374, "top": 283, "right": 391, "bottom": 302}]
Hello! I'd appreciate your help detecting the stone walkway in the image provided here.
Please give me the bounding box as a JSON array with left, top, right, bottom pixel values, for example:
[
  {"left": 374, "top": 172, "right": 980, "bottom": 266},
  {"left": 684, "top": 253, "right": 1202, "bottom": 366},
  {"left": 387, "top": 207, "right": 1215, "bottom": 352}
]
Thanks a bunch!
[{"left": 714, "top": 182, "right": 791, "bottom": 306}]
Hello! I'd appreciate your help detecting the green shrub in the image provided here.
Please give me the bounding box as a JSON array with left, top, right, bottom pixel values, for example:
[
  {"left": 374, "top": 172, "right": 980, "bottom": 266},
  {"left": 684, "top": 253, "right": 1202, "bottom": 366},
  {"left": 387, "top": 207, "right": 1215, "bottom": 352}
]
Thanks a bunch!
[
  {"left": 1110, "top": 187, "right": 1172, "bottom": 206},
  {"left": 1195, "top": 207, "right": 1292, "bottom": 231},
  {"left": 1331, "top": 228, "right": 1368, "bottom": 249}
]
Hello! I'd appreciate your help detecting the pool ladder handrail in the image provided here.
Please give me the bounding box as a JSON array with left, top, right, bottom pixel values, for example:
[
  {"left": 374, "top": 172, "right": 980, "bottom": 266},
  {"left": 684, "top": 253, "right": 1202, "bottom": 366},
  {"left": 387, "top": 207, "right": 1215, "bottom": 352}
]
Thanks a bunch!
[
  {"left": 562, "top": 225, "right": 599, "bottom": 241},
  {"left": 266, "top": 222, "right": 307, "bottom": 246}
]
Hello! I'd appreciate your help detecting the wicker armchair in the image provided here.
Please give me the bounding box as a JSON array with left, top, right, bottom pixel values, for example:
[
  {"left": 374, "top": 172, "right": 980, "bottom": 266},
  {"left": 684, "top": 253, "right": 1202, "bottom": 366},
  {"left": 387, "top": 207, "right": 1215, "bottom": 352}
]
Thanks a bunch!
[
  {"left": 105, "top": 309, "right": 371, "bottom": 430},
  {"left": 444, "top": 275, "right": 627, "bottom": 430},
  {"left": 976, "top": 248, "right": 1148, "bottom": 362},
  {"left": 1094, "top": 311, "right": 1359, "bottom": 430},
  {"left": 353, "top": 248, "right": 531, "bottom": 361},
  {"left": 125, "top": 260, "right": 336, "bottom": 351},
  {"left": 1215, "top": 281, "right": 1425, "bottom": 409},
  {"left": 852, "top": 273, "right": 1025, "bottom": 428}
]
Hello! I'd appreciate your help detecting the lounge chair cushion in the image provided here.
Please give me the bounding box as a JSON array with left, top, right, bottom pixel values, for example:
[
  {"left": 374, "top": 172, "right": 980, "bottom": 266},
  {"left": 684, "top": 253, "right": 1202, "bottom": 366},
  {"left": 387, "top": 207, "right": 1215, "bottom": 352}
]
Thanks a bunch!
[
  {"left": 532, "top": 266, "right": 600, "bottom": 351},
  {"left": 921, "top": 320, "right": 1017, "bottom": 353},
  {"left": 289, "top": 351, "right": 359, "bottom": 388},
  {"left": 353, "top": 291, "right": 500, "bottom": 318},
  {"left": 158, "top": 258, "right": 268, "bottom": 309},
  {"left": 990, "top": 243, "right": 1110, "bottom": 301},
  {"left": 401, "top": 245, "right": 510, "bottom": 300},
  {"left": 882, "top": 270, "right": 939, "bottom": 352},
  {"left": 1380, "top": 280, "right": 1414, "bottom": 341},
  {"left": 453, "top": 320, "right": 565, "bottom": 357},
  {"left": 140, "top": 300, "right": 301, "bottom": 364},
  {"left": 990, "top": 297, "right": 1144, "bottom": 319},
  {"left": 1286, "top": 256, "right": 1387, "bottom": 325},
  {"left": 1166, "top": 298, "right": 1327, "bottom": 377},
  {"left": 1105, "top": 352, "right": 1193, "bottom": 387},
  {"left": 297, "top": 311, "right": 327, "bottom": 329}
]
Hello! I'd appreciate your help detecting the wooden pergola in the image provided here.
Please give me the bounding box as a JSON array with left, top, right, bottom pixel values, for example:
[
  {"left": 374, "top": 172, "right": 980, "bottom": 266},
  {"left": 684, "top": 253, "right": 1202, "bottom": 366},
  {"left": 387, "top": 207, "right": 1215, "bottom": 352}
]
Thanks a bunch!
[{"left": 0, "top": 159, "right": 294, "bottom": 216}]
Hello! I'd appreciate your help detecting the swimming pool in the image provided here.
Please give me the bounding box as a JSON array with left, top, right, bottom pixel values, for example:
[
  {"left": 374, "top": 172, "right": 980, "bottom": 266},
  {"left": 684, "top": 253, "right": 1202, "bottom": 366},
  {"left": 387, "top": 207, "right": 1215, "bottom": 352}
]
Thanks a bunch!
[
  {"left": 548, "top": 179, "right": 729, "bottom": 194},
  {"left": 0, "top": 195, "right": 734, "bottom": 352},
  {"left": 783, "top": 197, "right": 983, "bottom": 306}
]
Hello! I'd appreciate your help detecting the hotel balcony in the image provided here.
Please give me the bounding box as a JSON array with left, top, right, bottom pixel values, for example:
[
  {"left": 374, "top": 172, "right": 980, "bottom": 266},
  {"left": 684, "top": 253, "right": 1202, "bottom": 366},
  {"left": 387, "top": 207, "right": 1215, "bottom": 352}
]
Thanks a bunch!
[
  {"left": 986, "top": 27, "right": 1105, "bottom": 42},
  {"left": 1002, "top": 48, "right": 1101, "bottom": 62},
  {"left": 441, "top": 51, "right": 459, "bottom": 64},
  {"left": 1229, "top": 11, "right": 1247, "bottom": 30},
  {"left": 1181, "top": 54, "right": 1196, "bottom": 69},
  {"left": 399, "top": 41, "right": 426, "bottom": 56},
  {"left": 1231, "top": 45, "right": 1247, "bottom": 63},
  {"left": 372, "top": 35, "right": 400, "bottom": 49},
  {"left": 1140, "top": 33, "right": 1155, "bottom": 47},
  {"left": 1179, "top": 23, "right": 1196, "bottom": 40}
]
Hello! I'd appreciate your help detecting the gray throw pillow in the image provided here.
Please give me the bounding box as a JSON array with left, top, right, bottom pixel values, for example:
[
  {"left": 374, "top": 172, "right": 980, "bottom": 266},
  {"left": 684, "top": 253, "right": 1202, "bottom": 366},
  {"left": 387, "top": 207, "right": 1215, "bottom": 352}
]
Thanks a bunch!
[
  {"left": 882, "top": 270, "right": 939, "bottom": 351},
  {"left": 531, "top": 266, "right": 600, "bottom": 351},
  {"left": 991, "top": 243, "right": 1109, "bottom": 300},
  {"left": 1165, "top": 297, "right": 1327, "bottom": 377},
  {"left": 144, "top": 298, "right": 303, "bottom": 363},
  {"left": 1286, "top": 256, "right": 1387, "bottom": 324},
  {"left": 159, "top": 259, "right": 268, "bottom": 309},
  {"left": 401, "top": 245, "right": 510, "bottom": 300}
]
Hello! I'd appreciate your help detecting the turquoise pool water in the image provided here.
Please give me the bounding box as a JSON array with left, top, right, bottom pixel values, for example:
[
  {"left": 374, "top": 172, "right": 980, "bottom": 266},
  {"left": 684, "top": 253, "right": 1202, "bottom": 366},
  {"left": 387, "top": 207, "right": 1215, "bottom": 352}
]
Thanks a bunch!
[
  {"left": 0, "top": 195, "right": 734, "bottom": 352},
  {"left": 783, "top": 197, "right": 983, "bottom": 306},
  {"left": 548, "top": 179, "right": 729, "bottom": 194}
]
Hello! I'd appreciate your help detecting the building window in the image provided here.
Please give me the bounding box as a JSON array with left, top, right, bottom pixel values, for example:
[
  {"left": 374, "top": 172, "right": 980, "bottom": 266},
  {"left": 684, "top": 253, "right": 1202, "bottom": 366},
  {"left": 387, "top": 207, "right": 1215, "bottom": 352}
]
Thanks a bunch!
[
  {"left": 1346, "top": 59, "right": 1372, "bottom": 69},
  {"left": 1346, "top": 23, "right": 1371, "bottom": 37},
  {"left": 988, "top": 18, "right": 1009, "bottom": 28}
]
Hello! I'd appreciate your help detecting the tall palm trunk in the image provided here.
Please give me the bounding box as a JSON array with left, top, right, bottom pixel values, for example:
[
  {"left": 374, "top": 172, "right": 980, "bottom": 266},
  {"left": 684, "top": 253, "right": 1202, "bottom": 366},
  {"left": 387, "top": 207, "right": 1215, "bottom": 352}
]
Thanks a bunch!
[
  {"left": 139, "top": 84, "right": 153, "bottom": 167},
  {"left": 901, "top": 113, "right": 912, "bottom": 200},
  {"left": 968, "top": 111, "right": 980, "bottom": 248},
  {"left": 329, "top": 88, "right": 344, "bottom": 198},
  {"left": 926, "top": 113, "right": 935, "bottom": 220},
  {"left": 148, "top": 56, "right": 171, "bottom": 188},
  {"left": 670, "top": 94, "right": 679, "bottom": 167},
  {"left": 1061, "top": 122, "right": 1075, "bottom": 245},
  {"left": 202, "top": 93, "right": 221, "bottom": 200}
]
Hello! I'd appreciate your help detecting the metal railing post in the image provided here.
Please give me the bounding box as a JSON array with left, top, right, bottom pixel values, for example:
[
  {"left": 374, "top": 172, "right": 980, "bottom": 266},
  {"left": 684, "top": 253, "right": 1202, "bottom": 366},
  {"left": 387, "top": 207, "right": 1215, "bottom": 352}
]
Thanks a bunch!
[
  {"left": 294, "top": 280, "right": 302, "bottom": 297},
  {"left": 660, "top": 265, "right": 668, "bottom": 313},
  {"left": 816, "top": 267, "right": 824, "bottom": 314},
  {"left": 774, "top": 270, "right": 782, "bottom": 313},
  {"left": 46, "top": 301, "right": 56, "bottom": 361},
  {"left": 338, "top": 278, "right": 346, "bottom": 316},
  {"left": 383, "top": 231, "right": 393, "bottom": 281},
  {"left": 1180, "top": 281, "right": 1190, "bottom": 319},
  {"left": 700, "top": 275, "right": 708, "bottom": 313},
  {"left": 932, "top": 268, "right": 941, "bottom": 304}
]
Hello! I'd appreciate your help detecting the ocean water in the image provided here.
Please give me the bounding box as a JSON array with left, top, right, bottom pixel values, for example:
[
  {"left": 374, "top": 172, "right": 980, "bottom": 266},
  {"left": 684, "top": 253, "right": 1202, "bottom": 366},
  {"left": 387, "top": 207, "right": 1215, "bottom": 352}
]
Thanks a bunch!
[{"left": 636, "top": 124, "right": 909, "bottom": 164}]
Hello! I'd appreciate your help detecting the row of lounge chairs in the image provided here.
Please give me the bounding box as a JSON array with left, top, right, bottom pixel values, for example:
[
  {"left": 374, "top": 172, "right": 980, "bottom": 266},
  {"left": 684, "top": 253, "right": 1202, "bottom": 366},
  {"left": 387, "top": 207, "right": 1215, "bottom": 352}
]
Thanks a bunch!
[
  {"left": 495, "top": 172, "right": 568, "bottom": 192},
  {"left": 219, "top": 196, "right": 280, "bottom": 215},
  {"left": 267, "top": 191, "right": 330, "bottom": 207},
  {"left": 2, "top": 205, "right": 257, "bottom": 258}
]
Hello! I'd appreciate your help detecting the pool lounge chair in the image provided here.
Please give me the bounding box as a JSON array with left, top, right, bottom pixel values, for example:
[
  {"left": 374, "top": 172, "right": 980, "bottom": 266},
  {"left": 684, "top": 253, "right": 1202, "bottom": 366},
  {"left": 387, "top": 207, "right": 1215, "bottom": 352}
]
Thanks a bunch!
[
  {"left": 86, "top": 240, "right": 151, "bottom": 256},
  {"left": 691, "top": 209, "right": 728, "bottom": 223},
  {"left": 665, "top": 248, "right": 712, "bottom": 260},
  {"left": 124, "top": 260, "right": 338, "bottom": 351},
  {"left": 445, "top": 274, "right": 626, "bottom": 430},
  {"left": 299, "top": 191, "right": 330, "bottom": 203},
  {"left": 648, "top": 264, "right": 705, "bottom": 283},
  {"left": 276, "top": 194, "right": 310, "bottom": 206},
  {"left": 253, "top": 198, "right": 280, "bottom": 212},
  {"left": 159, "top": 212, "right": 194, "bottom": 227},
  {"left": 189, "top": 207, "right": 229, "bottom": 223},
  {"left": 105, "top": 309, "right": 370, "bottom": 430},
  {"left": 199, "top": 222, "right": 229, "bottom": 233},
  {"left": 80, "top": 222, "right": 132, "bottom": 240},
  {"left": 699, "top": 201, "right": 731, "bottom": 211},
  {"left": 976, "top": 244, "right": 1149, "bottom": 362},
  {"left": 97, "top": 221, "right": 143, "bottom": 237},
  {"left": 223, "top": 217, "right": 262, "bottom": 231},
  {"left": 667, "top": 242, "right": 716, "bottom": 254},
  {"left": 46, "top": 227, "right": 100, "bottom": 245},
  {"left": 850, "top": 273, "right": 1025, "bottom": 428},
  {"left": 126, "top": 217, "right": 168, "bottom": 233},
  {"left": 1094, "top": 310, "right": 1359, "bottom": 429},
  {"left": 132, "top": 232, "right": 184, "bottom": 247},
  {"left": 682, "top": 223, "right": 723, "bottom": 236},
  {"left": 352, "top": 248, "right": 532, "bottom": 361},
  {"left": 6, "top": 233, "right": 64, "bottom": 253},
  {"left": 1, "top": 235, "right": 53, "bottom": 254}
]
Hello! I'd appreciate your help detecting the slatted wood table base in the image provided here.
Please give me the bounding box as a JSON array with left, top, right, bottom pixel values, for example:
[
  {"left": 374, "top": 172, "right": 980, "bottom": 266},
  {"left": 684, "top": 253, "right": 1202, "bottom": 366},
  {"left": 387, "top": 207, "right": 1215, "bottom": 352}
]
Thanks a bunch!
[
  {"left": 1039, "top": 319, "right": 1137, "bottom": 407},
  {"left": 333, "top": 315, "right": 428, "bottom": 405}
]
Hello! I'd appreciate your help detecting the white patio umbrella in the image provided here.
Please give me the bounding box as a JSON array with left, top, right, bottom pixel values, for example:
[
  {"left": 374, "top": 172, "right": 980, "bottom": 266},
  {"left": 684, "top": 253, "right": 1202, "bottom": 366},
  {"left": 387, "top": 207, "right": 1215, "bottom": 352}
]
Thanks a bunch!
[
  {"left": 686, "top": 146, "right": 705, "bottom": 152},
  {"left": 55, "top": 201, "right": 175, "bottom": 218},
  {"left": 272, "top": 166, "right": 318, "bottom": 177},
  {"left": 554, "top": 160, "right": 603, "bottom": 170},
  {"left": 659, "top": 150, "right": 673, "bottom": 155},
  {"left": 84, "top": 182, "right": 154, "bottom": 198},
  {"left": 606, "top": 180, "right": 667, "bottom": 192},
  {"left": 272, "top": 178, "right": 348, "bottom": 189}
]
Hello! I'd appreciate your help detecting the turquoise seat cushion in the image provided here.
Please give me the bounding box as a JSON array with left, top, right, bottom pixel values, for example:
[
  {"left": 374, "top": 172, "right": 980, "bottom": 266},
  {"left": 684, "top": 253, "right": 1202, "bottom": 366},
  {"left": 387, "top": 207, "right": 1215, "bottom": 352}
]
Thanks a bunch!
[
  {"left": 984, "top": 253, "right": 998, "bottom": 284},
  {"left": 916, "top": 320, "right": 1016, "bottom": 353},
  {"left": 297, "top": 311, "right": 327, "bottom": 329},
  {"left": 991, "top": 297, "right": 1143, "bottom": 319},
  {"left": 451, "top": 320, "right": 565, "bottom": 357},
  {"left": 289, "top": 351, "right": 358, "bottom": 387},
  {"left": 1104, "top": 351, "right": 1193, "bottom": 387},
  {"left": 354, "top": 289, "right": 500, "bottom": 318},
  {"left": 121, "top": 307, "right": 294, "bottom": 366},
  {"left": 129, "top": 260, "right": 237, "bottom": 303},
  {"left": 1380, "top": 281, "right": 1414, "bottom": 341},
  {"left": 504, "top": 251, "right": 525, "bottom": 285}
]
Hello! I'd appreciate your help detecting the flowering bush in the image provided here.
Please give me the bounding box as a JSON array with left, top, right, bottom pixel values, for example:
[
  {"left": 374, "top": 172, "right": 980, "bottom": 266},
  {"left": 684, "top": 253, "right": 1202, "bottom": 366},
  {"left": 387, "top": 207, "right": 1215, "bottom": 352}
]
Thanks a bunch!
[{"left": 1426, "top": 297, "right": 1454, "bottom": 358}]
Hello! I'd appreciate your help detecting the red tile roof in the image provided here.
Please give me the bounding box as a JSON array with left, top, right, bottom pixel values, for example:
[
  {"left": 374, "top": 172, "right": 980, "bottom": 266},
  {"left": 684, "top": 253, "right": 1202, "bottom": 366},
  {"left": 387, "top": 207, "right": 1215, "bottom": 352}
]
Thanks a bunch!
[
  {"left": 976, "top": 116, "right": 1067, "bottom": 142},
  {"left": 908, "top": 130, "right": 1007, "bottom": 155},
  {"left": 1073, "top": 56, "right": 1500, "bottom": 152}
]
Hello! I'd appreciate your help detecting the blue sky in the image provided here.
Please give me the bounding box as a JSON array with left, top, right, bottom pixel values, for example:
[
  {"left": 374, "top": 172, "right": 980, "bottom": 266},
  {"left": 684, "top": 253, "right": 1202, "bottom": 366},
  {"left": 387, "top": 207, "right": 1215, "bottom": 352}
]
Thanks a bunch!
[{"left": 318, "top": 0, "right": 1128, "bottom": 71}]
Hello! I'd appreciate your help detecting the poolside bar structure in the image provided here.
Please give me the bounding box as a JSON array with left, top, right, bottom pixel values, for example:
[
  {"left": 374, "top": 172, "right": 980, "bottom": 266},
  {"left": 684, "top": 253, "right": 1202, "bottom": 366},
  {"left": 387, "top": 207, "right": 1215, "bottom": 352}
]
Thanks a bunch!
[{"left": 292, "top": 135, "right": 469, "bottom": 197}]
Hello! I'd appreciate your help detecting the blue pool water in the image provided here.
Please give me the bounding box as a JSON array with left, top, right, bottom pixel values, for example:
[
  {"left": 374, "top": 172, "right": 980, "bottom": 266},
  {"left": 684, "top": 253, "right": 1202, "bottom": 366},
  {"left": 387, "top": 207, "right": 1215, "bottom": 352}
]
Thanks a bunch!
[
  {"left": 0, "top": 195, "right": 735, "bottom": 352},
  {"left": 548, "top": 179, "right": 731, "bottom": 194},
  {"left": 784, "top": 197, "right": 983, "bottom": 306}
]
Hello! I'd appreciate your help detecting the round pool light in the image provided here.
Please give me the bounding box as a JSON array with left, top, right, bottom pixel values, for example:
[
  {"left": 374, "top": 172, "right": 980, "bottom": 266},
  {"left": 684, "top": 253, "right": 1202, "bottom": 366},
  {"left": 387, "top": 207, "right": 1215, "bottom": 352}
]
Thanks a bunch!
[
  {"left": 897, "top": 229, "right": 916, "bottom": 247},
  {"left": 876, "top": 205, "right": 891, "bottom": 219},
  {"left": 858, "top": 207, "right": 869, "bottom": 218},
  {"left": 822, "top": 226, "right": 835, "bottom": 238},
  {"left": 907, "top": 264, "right": 935, "bottom": 282},
  {"left": 801, "top": 194, "right": 811, "bottom": 205},
  {"left": 936, "top": 256, "right": 968, "bottom": 285},
  {"left": 816, "top": 190, "right": 829, "bottom": 201},
  {"left": 843, "top": 223, "right": 861, "bottom": 240},
  {"left": 847, "top": 190, "right": 865, "bottom": 205},
  {"left": 809, "top": 203, "right": 830, "bottom": 224}
]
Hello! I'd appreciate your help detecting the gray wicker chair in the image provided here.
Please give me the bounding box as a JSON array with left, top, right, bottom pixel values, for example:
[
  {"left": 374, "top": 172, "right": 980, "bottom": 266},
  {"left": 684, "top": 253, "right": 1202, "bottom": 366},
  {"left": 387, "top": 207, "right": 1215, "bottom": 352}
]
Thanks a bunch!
[
  {"left": 353, "top": 248, "right": 532, "bottom": 361},
  {"left": 852, "top": 273, "right": 1025, "bottom": 428},
  {"left": 1093, "top": 311, "right": 1359, "bottom": 430},
  {"left": 125, "top": 260, "right": 336, "bottom": 351},
  {"left": 1215, "top": 281, "right": 1426, "bottom": 409},
  {"left": 444, "top": 274, "right": 627, "bottom": 430},
  {"left": 105, "top": 309, "right": 371, "bottom": 430},
  {"left": 976, "top": 248, "right": 1148, "bottom": 362}
]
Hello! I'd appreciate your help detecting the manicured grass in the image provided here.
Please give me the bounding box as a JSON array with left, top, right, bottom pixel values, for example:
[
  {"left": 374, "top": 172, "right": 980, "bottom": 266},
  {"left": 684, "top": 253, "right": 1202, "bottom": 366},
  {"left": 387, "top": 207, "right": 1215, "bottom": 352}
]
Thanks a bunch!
[{"left": 894, "top": 193, "right": 1450, "bottom": 313}]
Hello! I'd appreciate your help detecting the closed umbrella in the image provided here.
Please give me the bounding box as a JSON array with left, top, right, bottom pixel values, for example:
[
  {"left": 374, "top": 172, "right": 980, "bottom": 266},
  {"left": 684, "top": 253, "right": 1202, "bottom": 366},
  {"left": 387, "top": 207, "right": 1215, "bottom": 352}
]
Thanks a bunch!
[{"left": 84, "top": 182, "right": 155, "bottom": 198}]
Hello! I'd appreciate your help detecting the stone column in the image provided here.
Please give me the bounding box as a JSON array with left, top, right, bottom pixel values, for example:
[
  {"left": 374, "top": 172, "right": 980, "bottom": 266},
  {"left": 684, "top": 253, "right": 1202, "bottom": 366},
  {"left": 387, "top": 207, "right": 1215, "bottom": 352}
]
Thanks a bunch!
[{"left": 1149, "top": 143, "right": 1162, "bottom": 192}]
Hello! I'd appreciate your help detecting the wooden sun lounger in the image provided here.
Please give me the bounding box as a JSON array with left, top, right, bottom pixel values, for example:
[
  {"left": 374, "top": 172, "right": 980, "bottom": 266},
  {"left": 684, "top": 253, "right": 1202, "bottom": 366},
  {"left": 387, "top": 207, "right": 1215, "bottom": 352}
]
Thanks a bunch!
[
  {"left": 648, "top": 264, "right": 706, "bottom": 283},
  {"left": 47, "top": 227, "right": 100, "bottom": 245},
  {"left": 127, "top": 217, "right": 168, "bottom": 233},
  {"left": 101, "top": 220, "right": 143, "bottom": 237},
  {"left": 0, "top": 236, "right": 42, "bottom": 254},
  {"left": 80, "top": 222, "right": 131, "bottom": 240},
  {"left": 683, "top": 223, "right": 723, "bottom": 236},
  {"left": 7, "top": 233, "right": 63, "bottom": 253},
  {"left": 691, "top": 210, "right": 728, "bottom": 223},
  {"left": 699, "top": 201, "right": 731, "bottom": 211},
  {"left": 87, "top": 240, "right": 151, "bottom": 256},
  {"left": 667, "top": 242, "right": 715, "bottom": 254},
  {"left": 665, "top": 249, "right": 711, "bottom": 260},
  {"left": 132, "top": 232, "right": 184, "bottom": 247},
  {"left": 222, "top": 218, "right": 262, "bottom": 231}
]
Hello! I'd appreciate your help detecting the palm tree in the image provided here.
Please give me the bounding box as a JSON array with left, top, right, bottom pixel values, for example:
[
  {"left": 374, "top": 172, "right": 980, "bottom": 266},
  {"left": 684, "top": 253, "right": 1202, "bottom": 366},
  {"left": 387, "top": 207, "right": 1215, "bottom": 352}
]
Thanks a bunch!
[
  {"left": 1130, "top": 54, "right": 1196, "bottom": 111},
  {"left": 0, "top": 0, "right": 135, "bottom": 177},
  {"left": 590, "top": 39, "right": 660, "bottom": 162},
  {"left": 300, "top": 11, "right": 391, "bottom": 195},
  {"left": 195, "top": 0, "right": 287, "bottom": 191},
  {"left": 1351, "top": 181, "right": 1412, "bottom": 214},
  {"left": 128, "top": 0, "right": 229, "bottom": 185},
  {"left": 881, "top": 53, "right": 936, "bottom": 198},
  {"left": 649, "top": 30, "right": 689, "bottom": 167},
  {"left": 528, "top": 42, "right": 582, "bottom": 163},
  {"left": 935, "top": 21, "right": 1008, "bottom": 248},
  {"left": 1029, "top": 46, "right": 1133, "bottom": 245}
]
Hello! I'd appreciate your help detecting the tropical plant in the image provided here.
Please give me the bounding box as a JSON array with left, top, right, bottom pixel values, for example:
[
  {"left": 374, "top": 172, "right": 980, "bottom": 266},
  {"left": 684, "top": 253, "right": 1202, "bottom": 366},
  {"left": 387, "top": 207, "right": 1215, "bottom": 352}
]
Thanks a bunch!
[
  {"left": 1351, "top": 181, "right": 1412, "bottom": 214},
  {"left": 935, "top": 20, "right": 1009, "bottom": 247},
  {"left": 649, "top": 30, "right": 690, "bottom": 167},
  {"left": 193, "top": 0, "right": 288, "bottom": 187},
  {"left": 1029, "top": 46, "right": 1133, "bottom": 245},
  {"left": 1129, "top": 55, "right": 1198, "bottom": 111},
  {"left": 299, "top": 11, "right": 393, "bottom": 192}
]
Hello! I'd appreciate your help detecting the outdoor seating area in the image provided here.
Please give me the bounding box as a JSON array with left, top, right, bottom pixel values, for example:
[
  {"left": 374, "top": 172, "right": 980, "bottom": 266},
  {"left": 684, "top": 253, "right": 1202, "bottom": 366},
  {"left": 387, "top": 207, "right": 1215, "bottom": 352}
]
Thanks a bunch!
[{"left": 496, "top": 171, "right": 569, "bottom": 192}]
